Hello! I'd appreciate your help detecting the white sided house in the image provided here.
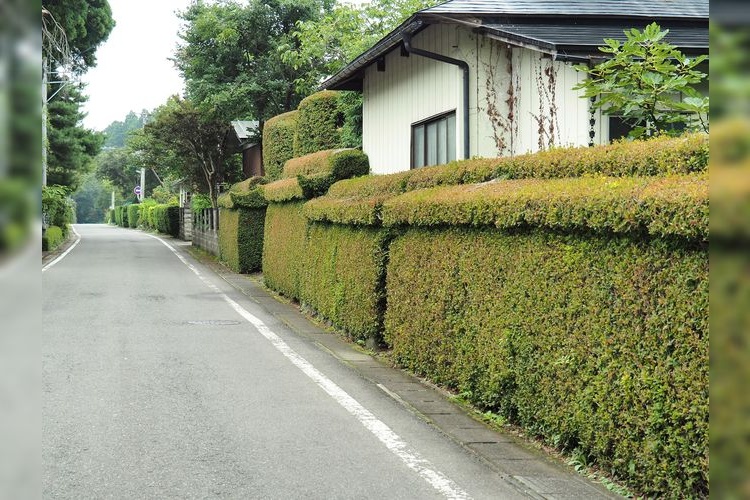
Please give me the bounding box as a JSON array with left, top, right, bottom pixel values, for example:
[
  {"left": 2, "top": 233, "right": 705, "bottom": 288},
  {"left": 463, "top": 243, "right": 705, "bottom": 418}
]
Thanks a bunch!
[{"left": 321, "top": 0, "right": 709, "bottom": 174}]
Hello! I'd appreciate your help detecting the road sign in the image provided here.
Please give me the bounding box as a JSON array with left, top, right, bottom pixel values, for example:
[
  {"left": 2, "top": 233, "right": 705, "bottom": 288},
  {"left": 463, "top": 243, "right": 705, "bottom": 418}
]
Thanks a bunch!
[{"left": 134, "top": 185, "right": 141, "bottom": 196}]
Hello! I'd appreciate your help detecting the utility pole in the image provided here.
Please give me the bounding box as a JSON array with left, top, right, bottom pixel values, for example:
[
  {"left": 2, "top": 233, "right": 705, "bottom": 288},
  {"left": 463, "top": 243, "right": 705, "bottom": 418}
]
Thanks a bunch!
[
  {"left": 42, "top": 57, "right": 47, "bottom": 186},
  {"left": 139, "top": 167, "right": 145, "bottom": 201}
]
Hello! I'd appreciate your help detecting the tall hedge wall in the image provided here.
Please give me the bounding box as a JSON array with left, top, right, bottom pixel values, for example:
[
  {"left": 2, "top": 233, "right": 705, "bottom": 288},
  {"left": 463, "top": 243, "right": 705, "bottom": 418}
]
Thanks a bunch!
[
  {"left": 385, "top": 228, "right": 707, "bottom": 497},
  {"left": 262, "top": 205, "right": 390, "bottom": 342},
  {"left": 127, "top": 204, "right": 140, "bottom": 228},
  {"left": 219, "top": 207, "right": 266, "bottom": 273},
  {"left": 301, "top": 225, "right": 391, "bottom": 342},
  {"left": 293, "top": 91, "right": 345, "bottom": 157},
  {"left": 262, "top": 202, "right": 308, "bottom": 299},
  {"left": 263, "top": 111, "right": 299, "bottom": 181},
  {"left": 255, "top": 133, "right": 708, "bottom": 495}
]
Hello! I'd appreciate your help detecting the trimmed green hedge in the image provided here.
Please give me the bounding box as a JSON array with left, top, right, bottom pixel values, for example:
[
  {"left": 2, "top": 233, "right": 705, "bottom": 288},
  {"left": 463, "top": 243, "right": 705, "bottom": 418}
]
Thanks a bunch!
[
  {"left": 264, "top": 149, "right": 370, "bottom": 202},
  {"left": 262, "top": 204, "right": 390, "bottom": 342},
  {"left": 127, "top": 204, "right": 140, "bottom": 228},
  {"left": 262, "top": 177, "right": 305, "bottom": 203},
  {"left": 152, "top": 205, "right": 179, "bottom": 236},
  {"left": 301, "top": 225, "right": 391, "bottom": 342},
  {"left": 294, "top": 90, "right": 345, "bottom": 157},
  {"left": 262, "top": 201, "right": 308, "bottom": 299},
  {"left": 119, "top": 206, "right": 129, "bottom": 227},
  {"left": 405, "top": 132, "right": 707, "bottom": 190},
  {"left": 263, "top": 110, "right": 299, "bottom": 181},
  {"left": 219, "top": 207, "right": 266, "bottom": 273},
  {"left": 306, "top": 134, "right": 708, "bottom": 226},
  {"left": 381, "top": 174, "right": 707, "bottom": 241},
  {"left": 42, "top": 225, "right": 65, "bottom": 251},
  {"left": 121, "top": 202, "right": 179, "bottom": 236},
  {"left": 218, "top": 177, "right": 267, "bottom": 209},
  {"left": 385, "top": 228, "right": 707, "bottom": 497}
]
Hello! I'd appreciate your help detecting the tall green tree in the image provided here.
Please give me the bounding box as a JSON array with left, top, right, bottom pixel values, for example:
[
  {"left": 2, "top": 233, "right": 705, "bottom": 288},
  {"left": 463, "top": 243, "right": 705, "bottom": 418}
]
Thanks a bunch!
[
  {"left": 280, "top": 0, "right": 437, "bottom": 146},
  {"left": 46, "top": 85, "right": 104, "bottom": 190},
  {"left": 134, "top": 96, "right": 242, "bottom": 207},
  {"left": 43, "top": 0, "right": 115, "bottom": 73},
  {"left": 44, "top": 0, "right": 115, "bottom": 189},
  {"left": 281, "top": 0, "right": 436, "bottom": 94},
  {"left": 72, "top": 172, "right": 114, "bottom": 223},
  {"left": 94, "top": 147, "right": 140, "bottom": 197},
  {"left": 174, "top": 0, "right": 327, "bottom": 123},
  {"left": 102, "top": 109, "right": 151, "bottom": 149}
]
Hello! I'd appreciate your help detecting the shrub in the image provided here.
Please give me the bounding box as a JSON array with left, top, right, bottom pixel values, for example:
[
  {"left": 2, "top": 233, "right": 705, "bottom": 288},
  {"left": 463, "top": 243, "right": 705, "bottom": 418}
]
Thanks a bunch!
[
  {"left": 219, "top": 207, "right": 266, "bottom": 273},
  {"left": 191, "top": 193, "right": 213, "bottom": 211},
  {"left": 301, "top": 225, "right": 391, "bottom": 342},
  {"left": 270, "top": 148, "right": 370, "bottom": 200},
  {"left": 381, "top": 174, "right": 707, "bottom": 241},
  {"left": 219, "top": 177, "right": 268, "bottom": 209},
  {"left": 152, "top": 204, "right": 180, "bottom": 236},
  {"left": 262, "top": 178, "right": 304, "bottom": 203},
  {"left": 108, "top": 208, "right": 115, "bottom": 224},
  {"left": 138, "top": 199, "right": 157, "bottom": 229},
  {"left": 262, "top": 201, "right": 308, "bottom": 299},
  {"left": 385, "top": 227, "right": 707, "bottom": 497},
  {"left": 127, "top": 204, "right": 140, "bottom": 228},
  {"left": 406, "top": 133, "right": 707, "bottom": 190},
  {"left": 306, "top": 134, "right": 708, "bottom": 226},
  {"left": 121, "top": 205, "right": 129, "bottom": 227},
  {"left": 294, "top": 91, "right": 345, "bottom": 157},
  {"left": 262, "top": 110, "right": 299, "bottom": 181},
  {"left": 230, "top": 188, "right": 267, "bottom": 209},
  {"left": 42, "top": 185, "right": 73, "bottom": 236},
  {"left": 42, "top": 225, "right": 65, "bottom": 251}
]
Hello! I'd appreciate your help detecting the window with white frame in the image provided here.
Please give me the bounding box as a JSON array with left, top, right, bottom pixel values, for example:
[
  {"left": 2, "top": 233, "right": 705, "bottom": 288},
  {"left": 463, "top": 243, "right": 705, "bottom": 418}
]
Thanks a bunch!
[{"left": 411, "top": 111, "right": 456, "bottom": 168}]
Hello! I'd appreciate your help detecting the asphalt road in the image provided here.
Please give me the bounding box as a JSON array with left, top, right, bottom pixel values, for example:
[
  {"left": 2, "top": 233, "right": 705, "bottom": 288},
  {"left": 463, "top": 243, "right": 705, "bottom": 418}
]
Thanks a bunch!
[{"left": 43, "top": 224, "right": 541, "bottom": 499}]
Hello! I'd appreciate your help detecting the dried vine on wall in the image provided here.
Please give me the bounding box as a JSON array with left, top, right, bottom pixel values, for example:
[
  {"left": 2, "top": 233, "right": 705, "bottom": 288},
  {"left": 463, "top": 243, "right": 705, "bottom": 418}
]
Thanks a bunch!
[
  {"left": 531, "top": 56, "right": 561, "bottom": 150},
  {"left": 479, "top": 39, "right": 519, "bottom": 157}
]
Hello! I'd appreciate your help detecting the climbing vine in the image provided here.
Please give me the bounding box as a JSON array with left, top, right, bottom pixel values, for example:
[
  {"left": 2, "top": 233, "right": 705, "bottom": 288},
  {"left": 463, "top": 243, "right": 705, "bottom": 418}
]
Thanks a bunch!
[
  {"left": 479, "top": 38, "right": 519, "bottom": 156},
  {"left": 531, "top": 56, "right": 561, "bottom": 150}
]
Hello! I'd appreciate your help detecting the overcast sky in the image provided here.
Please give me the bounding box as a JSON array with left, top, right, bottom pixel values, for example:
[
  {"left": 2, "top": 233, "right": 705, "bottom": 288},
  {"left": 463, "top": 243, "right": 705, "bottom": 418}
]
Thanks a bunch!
[{"left": 81, "top": 0, "right": 192, "bottom": 131}]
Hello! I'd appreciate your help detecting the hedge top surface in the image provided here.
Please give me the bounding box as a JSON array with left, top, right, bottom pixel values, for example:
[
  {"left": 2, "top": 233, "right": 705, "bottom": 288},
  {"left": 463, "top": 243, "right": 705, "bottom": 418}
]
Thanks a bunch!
[
  {"left": 304, "top": 134, "right": 708, "bottom": 226},
  {"left": 218, "top": 176, "right": 267, "bottom": 208},
  {"left": 404, "top": 132, "right": 707, "bottom": 191},
  {"left": 264, "top": 110, "right": 299, "bottom": 130},
  {"left": 282, "top": 148, "right": 367, "bottom": 178},
  {"left": 283, "top": 149, "right": 344, "bottom": 178},
  {"left": 262, "top": 177, "right": 304, "bottom": 202},
  {"left": 297, "top": 90, "right": 340, "bottom": 108},
  {"left": 381, "top": 173, "right": 708, "bottom": 241}
]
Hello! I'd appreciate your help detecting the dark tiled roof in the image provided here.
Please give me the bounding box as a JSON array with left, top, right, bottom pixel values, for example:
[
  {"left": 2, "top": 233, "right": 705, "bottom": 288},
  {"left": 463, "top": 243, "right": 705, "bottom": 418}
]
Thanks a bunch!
[
  {"left": 422, "top": 0, "right": 707, "bottom": 19},
  {"left": 479, "top": 22, "right": 708, "bottom": 56},
  {"left": 321, "top": 0, "right": 708, "bottom": 90}
]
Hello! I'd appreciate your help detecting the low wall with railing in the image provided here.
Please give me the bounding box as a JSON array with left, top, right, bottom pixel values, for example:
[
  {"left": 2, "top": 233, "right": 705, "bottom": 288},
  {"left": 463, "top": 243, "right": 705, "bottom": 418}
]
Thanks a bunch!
[{"left": 192, "top": 208, "right": 219, "bottom": 255}]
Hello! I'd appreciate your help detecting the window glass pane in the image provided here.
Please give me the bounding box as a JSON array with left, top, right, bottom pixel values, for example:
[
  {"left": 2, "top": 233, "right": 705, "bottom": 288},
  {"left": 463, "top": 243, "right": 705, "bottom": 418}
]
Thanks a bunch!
[
  {"left": 413, "top": 125, "right": 424, "bottom": 168},
  {"left": 426, "top": 121, "right": 438, "bottom": 166},
  {"left": 437, "top": 118, "right": 447, "bottom": 165},
  {"left": 447, "top": 113, "right": 456, "bottom": 161}
]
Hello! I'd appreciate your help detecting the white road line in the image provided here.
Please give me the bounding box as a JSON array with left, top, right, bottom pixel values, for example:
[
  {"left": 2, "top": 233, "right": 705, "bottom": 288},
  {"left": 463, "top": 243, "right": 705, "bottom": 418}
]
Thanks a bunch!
[
  {"left": 145, "top": 233, "right": 471, "bottom": 500},
  {"left": 42, "top": 226, "right": 81, "bottom": 273}
]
